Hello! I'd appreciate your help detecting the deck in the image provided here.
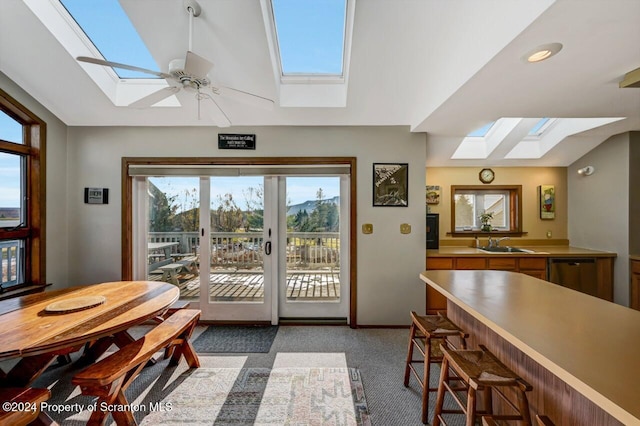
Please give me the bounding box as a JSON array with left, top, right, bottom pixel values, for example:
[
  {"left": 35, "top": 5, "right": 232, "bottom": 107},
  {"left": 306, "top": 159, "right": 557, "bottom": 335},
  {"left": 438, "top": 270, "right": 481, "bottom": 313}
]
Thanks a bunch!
[{"left": 149, "top": 271, "right": 340, "bottom": 302}]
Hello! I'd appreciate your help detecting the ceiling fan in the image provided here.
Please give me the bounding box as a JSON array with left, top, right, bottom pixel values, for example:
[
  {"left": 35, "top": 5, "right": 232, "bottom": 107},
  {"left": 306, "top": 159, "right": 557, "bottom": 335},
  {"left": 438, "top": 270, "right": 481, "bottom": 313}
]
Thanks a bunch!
[{"left": 76, "top": 0, "right": 273, "bottom": 127}]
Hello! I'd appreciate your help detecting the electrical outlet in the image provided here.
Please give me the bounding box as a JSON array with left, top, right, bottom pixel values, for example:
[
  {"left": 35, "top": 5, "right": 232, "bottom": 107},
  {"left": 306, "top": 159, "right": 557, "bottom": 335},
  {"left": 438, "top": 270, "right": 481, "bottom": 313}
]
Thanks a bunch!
[
  {"left": 546, "top": 230, "right": 552, "bottom": 238},
  {"left": 362, "top": 223, "right": 373, "bottom": 234},
  {"left": 400, "top": 223, "right": 411, "bottom": 234}
]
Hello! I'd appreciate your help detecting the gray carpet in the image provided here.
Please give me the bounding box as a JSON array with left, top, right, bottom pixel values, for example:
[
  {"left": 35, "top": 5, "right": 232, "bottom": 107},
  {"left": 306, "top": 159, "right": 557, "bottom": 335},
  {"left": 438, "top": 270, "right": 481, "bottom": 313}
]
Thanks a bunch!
[
  {"left": 30, "top": 326, "right": 455, "bottom": 425},
  {"left": 192, "top": 325, "right": 279, "bottom": 353}
]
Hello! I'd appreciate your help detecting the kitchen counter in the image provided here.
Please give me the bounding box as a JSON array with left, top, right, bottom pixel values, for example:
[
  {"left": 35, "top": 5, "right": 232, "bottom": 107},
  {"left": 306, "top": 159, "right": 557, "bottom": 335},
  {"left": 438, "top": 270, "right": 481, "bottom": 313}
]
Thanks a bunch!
[
  {"left": 420, "top": 269, "right": 640, "bottom": 425},
  {"left": 428, "top": 246, "right": 617, "bottom": 258}
]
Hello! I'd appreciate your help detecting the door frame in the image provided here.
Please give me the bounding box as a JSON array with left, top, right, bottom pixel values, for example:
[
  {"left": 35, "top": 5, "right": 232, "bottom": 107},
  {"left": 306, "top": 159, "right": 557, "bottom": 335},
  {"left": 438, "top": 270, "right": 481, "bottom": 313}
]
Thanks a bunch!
[{"left": 121, "top": 156, "right": 358, "bottom": 327}]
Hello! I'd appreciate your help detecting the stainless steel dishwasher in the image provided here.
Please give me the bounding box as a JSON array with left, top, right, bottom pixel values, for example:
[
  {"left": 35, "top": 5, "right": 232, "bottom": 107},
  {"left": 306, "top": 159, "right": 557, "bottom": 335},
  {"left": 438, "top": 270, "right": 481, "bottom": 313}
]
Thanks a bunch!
[{"left": 547, "top": 258, "right": 597, "bottom": 297}]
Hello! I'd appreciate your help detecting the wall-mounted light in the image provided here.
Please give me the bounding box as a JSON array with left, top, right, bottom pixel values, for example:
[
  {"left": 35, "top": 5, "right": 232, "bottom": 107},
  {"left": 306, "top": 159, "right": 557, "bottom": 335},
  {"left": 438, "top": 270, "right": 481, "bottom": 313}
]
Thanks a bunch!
[
  {"left": 523, "top": 43, "right": 563, "bottom": 63},
  {"left": 577, "top": 166, "right": 595, "bottom": 176}
]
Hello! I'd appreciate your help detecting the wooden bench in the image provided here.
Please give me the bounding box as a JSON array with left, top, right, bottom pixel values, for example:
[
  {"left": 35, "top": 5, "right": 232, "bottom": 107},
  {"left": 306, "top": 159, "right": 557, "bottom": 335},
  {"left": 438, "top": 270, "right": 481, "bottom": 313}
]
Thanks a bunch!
[
  {"left": 0, "top": 387, "right": 56, "bottom": 426},
  {"left": 176, "top": 256, "right": 198, "bottom": 275},
  {"left": 153, "top": 263, "right": 186, "bottom": 285},
  {"left": 72, "top": 309, "right": 201, "bottom": 426}
]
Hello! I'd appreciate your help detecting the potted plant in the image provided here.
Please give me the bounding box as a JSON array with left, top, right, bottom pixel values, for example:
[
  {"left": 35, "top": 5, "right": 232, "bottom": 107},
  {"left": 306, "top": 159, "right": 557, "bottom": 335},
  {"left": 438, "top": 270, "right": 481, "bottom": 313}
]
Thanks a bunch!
[{"left": 479, "top": 212, "right": 493, "bottom": 232}]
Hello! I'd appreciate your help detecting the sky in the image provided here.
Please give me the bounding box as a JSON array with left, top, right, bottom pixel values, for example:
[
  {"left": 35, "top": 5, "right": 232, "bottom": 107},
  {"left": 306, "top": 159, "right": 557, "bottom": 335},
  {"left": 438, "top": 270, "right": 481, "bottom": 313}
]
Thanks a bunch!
[
  {"left": 151, "top": 176, "right": 340, "bottom": 213},
  {"left": 0, "top": 111, "right": 23, "bottom": 208},
  {"left": 60, "top": 0, "right": 346, "bottom": 78}
]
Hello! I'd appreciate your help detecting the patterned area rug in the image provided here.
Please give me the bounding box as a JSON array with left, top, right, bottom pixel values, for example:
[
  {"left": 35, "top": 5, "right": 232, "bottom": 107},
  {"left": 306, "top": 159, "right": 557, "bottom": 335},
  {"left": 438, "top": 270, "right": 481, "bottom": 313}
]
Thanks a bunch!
[
  {"left": 192, "top": 325, "right": 279, "bottom": 353},
  {"left": 140, "top": 367, "right": 370, "bottom": 425}
]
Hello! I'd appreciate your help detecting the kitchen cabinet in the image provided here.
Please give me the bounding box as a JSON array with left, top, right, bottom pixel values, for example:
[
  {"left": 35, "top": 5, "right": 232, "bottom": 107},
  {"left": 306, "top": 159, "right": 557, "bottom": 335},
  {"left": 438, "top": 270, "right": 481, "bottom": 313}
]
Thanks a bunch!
[{"left": 425, "top": 254, "right": 613, "bottom": 314}]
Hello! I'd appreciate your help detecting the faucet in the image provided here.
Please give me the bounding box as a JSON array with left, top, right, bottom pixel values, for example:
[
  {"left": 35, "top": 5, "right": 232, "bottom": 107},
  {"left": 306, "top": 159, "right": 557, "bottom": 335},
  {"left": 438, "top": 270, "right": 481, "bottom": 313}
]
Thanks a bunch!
[
  {"left": 495, "top": 237, "right": 510, "bottom": 247},
  {"left": 487, "top": 236, "right": 494, "bottom": 248}
]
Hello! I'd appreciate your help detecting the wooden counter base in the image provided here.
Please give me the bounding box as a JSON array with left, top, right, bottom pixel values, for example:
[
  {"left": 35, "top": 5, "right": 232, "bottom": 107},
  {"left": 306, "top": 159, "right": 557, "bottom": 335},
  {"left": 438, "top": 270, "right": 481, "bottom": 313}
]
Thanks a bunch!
[{"left": 448, "top": 302, "right": 622, "bottom": 426}]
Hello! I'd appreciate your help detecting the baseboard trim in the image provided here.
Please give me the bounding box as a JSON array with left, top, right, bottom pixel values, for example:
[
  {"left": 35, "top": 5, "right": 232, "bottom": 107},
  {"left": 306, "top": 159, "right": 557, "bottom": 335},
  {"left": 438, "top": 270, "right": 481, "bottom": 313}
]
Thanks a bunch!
[
  {"left": 278, "top": 317, "right": 348, "bottom": 326},
  {"left": 356, "top": 324, "right": 410, "bottom": 329}
]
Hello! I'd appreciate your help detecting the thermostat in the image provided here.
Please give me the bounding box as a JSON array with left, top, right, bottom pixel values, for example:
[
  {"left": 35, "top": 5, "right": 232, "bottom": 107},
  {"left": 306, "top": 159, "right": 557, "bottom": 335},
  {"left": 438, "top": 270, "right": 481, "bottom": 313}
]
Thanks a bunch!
[{"left": 84, "top": 188, "right": 109, "bottom": 204}]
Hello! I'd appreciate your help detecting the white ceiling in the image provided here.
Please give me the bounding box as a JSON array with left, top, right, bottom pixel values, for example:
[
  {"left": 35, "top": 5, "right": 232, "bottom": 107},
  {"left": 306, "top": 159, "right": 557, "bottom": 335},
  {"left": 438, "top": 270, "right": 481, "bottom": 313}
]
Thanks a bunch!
[{"left": 0, "top": 0, "right": 639, "bottom": 167}]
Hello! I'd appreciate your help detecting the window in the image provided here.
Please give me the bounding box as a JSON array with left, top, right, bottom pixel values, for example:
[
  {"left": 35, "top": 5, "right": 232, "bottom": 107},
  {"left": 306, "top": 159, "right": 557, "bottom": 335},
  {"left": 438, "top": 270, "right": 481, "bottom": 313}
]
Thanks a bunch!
[
  {"left": 451, "top": 185, "right": 522, "bottom": 235},
  {"left": 467, "top": 121, "right": 496, "bottom": 138},
  {"left": 527, "top": 117, "right": 554, "bottom": 137},
  {"left": 271, "top": 0, "right": 347, "bottom": 76},
  {"left": 0, "top": 88, "right": 45, "bottom": 294},
  {"left": 59, "top": 0, "right": 160, "bottom": 79}
]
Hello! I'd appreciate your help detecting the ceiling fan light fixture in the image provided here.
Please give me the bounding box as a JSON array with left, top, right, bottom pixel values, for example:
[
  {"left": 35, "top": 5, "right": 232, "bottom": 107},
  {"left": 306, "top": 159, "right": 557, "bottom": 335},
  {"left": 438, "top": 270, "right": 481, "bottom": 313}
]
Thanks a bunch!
[{"left": 524, "top": 43, "right": 563, "bottom": 63}]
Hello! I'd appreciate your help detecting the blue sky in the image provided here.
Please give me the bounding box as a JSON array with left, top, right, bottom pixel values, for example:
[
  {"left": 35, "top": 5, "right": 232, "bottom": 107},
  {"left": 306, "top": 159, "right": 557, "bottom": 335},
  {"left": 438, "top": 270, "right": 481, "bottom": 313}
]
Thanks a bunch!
[
  {"left": 272, "top": 0, "right": 346, "bottom": 74},
  {"left": 151, "top": 176, "right": 339, "bottom": 214},
  {"left": 60, "top": 0, "right": 346, "bottom": 77},
  {"left": 0, "top": 111, "right": 23, "bottom": 208}
]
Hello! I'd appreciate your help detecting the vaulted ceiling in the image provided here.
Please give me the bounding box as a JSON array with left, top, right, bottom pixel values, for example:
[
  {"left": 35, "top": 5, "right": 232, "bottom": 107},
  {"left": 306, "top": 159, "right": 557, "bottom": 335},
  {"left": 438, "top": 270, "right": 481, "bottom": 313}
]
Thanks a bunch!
[{"left": 1, "top": 0, "right": 638, "bottom": 167}]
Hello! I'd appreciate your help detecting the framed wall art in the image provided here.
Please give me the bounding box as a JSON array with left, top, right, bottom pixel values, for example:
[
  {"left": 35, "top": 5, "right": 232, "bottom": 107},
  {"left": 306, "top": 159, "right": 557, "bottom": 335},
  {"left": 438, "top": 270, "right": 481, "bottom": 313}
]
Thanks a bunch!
[
  {"left": 539, "top": 184, "right": 555, "bottom": 219},
  {"left": 373, "top": 163, "right": 408, "bottom": 206},
  {"left": 426, "top": 185, "right": 440, "bottom": 204}
]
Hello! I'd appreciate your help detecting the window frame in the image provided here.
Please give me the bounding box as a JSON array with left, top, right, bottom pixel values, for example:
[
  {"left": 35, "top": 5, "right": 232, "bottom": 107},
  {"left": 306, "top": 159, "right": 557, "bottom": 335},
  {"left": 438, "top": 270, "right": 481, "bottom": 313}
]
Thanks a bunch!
[
  {"left": 450, "top": 185, "right": 523, "bottom": 236},
  {"left": 0, "top": 88, "right": 46, "bottom": 296},
  {"left": 453, "top": 189, "right": 511, "bottom": 231}
]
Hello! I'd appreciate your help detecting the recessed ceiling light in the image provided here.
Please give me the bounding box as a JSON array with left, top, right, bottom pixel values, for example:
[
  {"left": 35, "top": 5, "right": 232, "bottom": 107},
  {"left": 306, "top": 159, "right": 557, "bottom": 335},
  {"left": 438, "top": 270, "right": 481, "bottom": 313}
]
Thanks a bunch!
[{"left": 524, "top": 43, "right": 563, "bottom": 63}]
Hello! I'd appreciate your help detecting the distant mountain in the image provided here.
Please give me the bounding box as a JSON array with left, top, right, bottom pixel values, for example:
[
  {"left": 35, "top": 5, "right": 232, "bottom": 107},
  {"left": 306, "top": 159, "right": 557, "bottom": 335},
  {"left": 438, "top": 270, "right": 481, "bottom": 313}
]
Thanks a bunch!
[
  {"left": 287, "top": 196, "right": 339, "bottom": 216},
  {"left": 0, "top": 207, "right": 20, "bottom": 219}
]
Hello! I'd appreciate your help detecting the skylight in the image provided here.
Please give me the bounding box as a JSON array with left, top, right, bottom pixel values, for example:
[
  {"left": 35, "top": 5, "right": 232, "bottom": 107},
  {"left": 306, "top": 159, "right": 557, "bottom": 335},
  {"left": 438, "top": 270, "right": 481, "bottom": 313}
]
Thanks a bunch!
[
  {"left": 59, "top": 0, "right": 160, "bottom": 79},
  {"left": 527, "top": 117, "right": 552, "bottom": 136},
  {"left": 271, "top": 0, "right": 346, "bottom": 75},
  {"left": 467, "top": 121, "right": 495, "bottom": 137}
]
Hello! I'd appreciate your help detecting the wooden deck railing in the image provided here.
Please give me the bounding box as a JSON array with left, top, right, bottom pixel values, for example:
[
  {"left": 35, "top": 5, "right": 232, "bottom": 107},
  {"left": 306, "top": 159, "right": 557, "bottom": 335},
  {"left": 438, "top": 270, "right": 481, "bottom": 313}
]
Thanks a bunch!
[
  {"left": 0, "top": 240, "right": 21, "bottom": 289},
  {"left": 148, "top": 231, "right": 339, "bottom": 269}
]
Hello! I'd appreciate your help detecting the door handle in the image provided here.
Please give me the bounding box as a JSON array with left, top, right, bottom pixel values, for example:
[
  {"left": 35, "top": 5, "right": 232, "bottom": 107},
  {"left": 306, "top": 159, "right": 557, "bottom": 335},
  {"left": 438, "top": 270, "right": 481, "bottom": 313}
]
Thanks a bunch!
[{"left": 265, "top": 241, "right": 272, "bottom": 255}]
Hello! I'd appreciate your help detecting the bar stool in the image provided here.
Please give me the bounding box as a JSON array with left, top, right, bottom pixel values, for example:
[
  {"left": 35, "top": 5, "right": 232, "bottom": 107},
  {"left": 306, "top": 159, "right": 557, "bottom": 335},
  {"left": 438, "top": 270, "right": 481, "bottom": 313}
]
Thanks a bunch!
[
  {"left": 403, "top": 311, "right": 468, "bottom": 424},
  {"left": 434, "top": 344, "right": 533, "bottom": 426}
]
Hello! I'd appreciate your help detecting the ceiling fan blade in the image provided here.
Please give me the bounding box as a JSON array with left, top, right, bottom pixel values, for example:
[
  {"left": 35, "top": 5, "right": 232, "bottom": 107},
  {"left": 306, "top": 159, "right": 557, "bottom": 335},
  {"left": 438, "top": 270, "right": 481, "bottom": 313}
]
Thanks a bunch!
[
  {"left": 200, "top": 94, "right": 231, "bottom": 127},
  {"left": 77, "top": 56, "right": 172, "bottom": 79},
  {"left": 128, "top": 86, "right": 181, "bottom": 108},
  {"left": 218, "top": 86, "right": 275, "bottom": 110},
  {"left": 184, "top": 51, "right": 214, "bottom": 77}
]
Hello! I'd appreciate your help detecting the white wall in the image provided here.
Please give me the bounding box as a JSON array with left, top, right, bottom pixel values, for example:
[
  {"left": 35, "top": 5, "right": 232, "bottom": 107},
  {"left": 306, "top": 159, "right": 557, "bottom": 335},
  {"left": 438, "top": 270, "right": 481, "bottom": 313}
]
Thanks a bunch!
[
  {"left": 0, "top": 72, "right": 69, "bottom": 289},
  {"left": 568, "top": 133, "right": 629, "bottom": 305},
  {"left": 66, "top": 126, "right": 427, "bottom": 325}
]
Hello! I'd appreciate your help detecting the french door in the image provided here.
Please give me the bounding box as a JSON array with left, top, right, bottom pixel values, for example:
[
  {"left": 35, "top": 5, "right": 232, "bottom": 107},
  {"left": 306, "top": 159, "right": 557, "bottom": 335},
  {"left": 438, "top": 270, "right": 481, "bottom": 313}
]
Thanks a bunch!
[{"left": 130, "top": 162, "right": 351, "bottom": 324}]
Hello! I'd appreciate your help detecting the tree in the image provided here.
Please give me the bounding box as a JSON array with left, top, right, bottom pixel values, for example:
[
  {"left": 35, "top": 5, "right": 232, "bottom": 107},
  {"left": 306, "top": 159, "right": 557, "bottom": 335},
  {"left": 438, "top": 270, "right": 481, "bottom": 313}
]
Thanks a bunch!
[
  {"left": 174, "top": 187, "right": 199, "bottom": 232},
  {"left": 243, "top": 185, "right": 264, "bottom": 231},
  {"left": 148, "top": 182, "right": 177, "bottom": 232},
  {"left": 211, "top": 193, "right": 243, "bottom": 232},
  {"left": 455, "top": 194, "right": 474, "bottom": 228}
]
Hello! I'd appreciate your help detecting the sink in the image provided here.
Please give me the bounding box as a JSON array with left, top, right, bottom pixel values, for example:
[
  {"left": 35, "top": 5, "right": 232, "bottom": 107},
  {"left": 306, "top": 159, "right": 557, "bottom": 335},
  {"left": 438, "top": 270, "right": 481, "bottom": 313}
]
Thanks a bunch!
[{"left": 478, "top": 246, "right": 536, "bottom": 253}]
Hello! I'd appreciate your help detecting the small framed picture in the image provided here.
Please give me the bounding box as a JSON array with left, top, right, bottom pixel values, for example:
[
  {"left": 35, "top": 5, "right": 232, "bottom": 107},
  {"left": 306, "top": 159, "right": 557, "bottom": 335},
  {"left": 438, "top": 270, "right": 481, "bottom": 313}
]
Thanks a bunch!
[
  {"left": 539, "top": 184, "right": 555, "bottom": 219},
  {"left": 426, "top": 185, "right": 440, "bottom": 204},
  {"left": 373, "top": 163, "right": 408, "bottom": 207}
]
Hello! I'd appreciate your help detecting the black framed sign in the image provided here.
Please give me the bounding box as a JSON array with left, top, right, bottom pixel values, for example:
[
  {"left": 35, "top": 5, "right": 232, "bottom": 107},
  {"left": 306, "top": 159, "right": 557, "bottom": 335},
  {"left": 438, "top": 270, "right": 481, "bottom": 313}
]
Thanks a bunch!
[
  {"left": 218, "top": 134, "right": 256, "bottom": 150},
  {"left": 373, "top": 163, "right": 408, "bottom": 206}
]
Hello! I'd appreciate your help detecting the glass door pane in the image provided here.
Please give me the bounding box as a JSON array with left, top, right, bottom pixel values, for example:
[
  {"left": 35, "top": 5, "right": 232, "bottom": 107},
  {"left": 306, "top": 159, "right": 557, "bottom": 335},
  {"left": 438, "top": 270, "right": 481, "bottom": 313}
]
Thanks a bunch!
[
  {"left": 279, "top": 176, "right": 347, "bottom": 320},
  {"left": 208, "top": 176, "right": 265, "bottom": 304},
  {"left": 146, "top": 177, "right": 200, "bottom": 302}
]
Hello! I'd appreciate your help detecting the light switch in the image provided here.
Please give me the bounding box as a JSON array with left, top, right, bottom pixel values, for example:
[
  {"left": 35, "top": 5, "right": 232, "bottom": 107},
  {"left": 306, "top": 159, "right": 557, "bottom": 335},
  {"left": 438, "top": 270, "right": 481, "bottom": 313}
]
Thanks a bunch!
[
  {"left": 547, "top": 230, "right": 552, "bottom": 238},
  {"left": 362, "top": 223, "right": 373, "bottom": 234},
  {"left": 400, "top": 223, "right": 411, "bottom": 234}
]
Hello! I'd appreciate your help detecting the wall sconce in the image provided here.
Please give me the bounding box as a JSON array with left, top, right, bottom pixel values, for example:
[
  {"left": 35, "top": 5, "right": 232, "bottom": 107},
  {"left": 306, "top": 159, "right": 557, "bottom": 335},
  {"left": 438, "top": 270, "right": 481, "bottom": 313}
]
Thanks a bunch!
[{"left": 577, "top": 166, "right": 595, "bottom": 176}]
